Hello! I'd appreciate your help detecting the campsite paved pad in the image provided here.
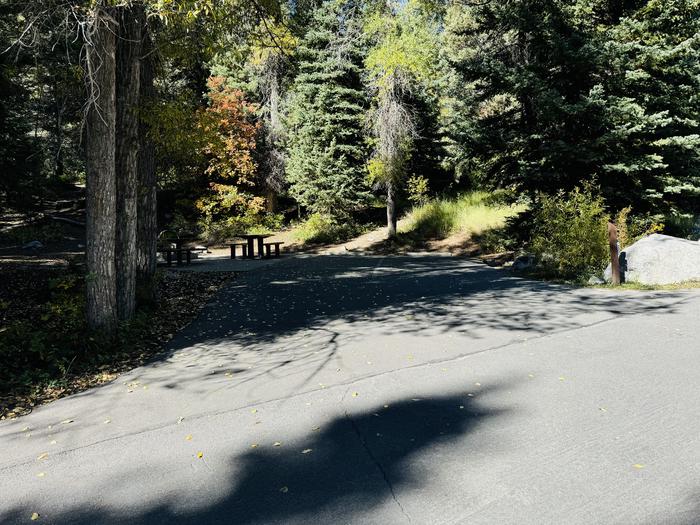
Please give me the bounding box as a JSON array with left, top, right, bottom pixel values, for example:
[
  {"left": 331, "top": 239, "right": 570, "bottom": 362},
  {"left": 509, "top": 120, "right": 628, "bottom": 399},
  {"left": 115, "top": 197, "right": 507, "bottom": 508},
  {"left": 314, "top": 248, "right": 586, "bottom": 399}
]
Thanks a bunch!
[{"left": 1, "top": 254, "right": 699, "bottom": 524}]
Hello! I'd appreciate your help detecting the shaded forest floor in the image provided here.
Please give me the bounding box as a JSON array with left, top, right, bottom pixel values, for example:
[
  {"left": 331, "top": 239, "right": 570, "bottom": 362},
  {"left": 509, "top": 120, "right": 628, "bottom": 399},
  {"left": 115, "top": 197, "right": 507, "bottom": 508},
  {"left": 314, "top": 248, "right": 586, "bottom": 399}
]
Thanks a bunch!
[{"left": 0, "top": 266, "right": 233, "bottom": 419}]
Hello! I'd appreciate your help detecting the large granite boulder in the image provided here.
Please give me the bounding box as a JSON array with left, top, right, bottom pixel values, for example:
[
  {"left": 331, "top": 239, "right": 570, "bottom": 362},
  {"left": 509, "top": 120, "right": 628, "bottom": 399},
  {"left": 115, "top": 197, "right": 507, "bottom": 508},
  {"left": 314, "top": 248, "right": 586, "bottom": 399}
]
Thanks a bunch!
[{"left": 604, "top": 233, "right": 700, "bottom": 285}]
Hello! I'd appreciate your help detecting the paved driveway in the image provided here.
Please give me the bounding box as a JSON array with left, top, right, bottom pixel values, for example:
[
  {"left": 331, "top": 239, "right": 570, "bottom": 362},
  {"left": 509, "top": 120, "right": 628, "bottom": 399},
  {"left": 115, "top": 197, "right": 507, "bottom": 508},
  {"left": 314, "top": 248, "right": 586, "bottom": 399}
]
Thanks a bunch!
[{"left": 1, "top": 254, "right": 699, "bottom": 524}]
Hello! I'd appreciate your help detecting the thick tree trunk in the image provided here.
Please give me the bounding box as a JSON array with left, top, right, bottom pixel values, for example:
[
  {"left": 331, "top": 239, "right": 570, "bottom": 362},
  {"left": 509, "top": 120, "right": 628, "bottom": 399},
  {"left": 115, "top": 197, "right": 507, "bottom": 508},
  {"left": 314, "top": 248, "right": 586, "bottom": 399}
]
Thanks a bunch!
[
  {"left": 387, "top": 181, "right": 397, "bottom": 238},
  {"left": 115, "top": 5, "right": 142, "bottom": 321},
  {"left": 85, "top": 7, "right": 118, "bottom": 334},
  {"left": 136, "top": 23, "right": 158, "bottom": 306}
]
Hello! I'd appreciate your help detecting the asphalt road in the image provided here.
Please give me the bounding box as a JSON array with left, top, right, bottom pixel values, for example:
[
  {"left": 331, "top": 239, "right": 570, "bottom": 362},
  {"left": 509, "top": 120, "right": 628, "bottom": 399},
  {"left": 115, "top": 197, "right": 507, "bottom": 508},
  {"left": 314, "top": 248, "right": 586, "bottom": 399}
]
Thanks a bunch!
[{"left": 1, "top": 254, "right": 699, "bottom": 525}]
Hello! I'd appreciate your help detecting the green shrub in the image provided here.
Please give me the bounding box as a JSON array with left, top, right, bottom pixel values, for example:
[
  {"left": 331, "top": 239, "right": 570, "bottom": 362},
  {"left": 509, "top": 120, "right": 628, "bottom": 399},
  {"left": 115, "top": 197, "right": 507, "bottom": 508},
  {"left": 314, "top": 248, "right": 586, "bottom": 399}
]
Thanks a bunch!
[
  {"left": 294, "top": 213, "right": 368, "bottom": 245},
  {"left": 198, "top": 210, "right": 283, "bottom": 244},
  {"left": 530, "top": 186, "right": 609, "bottom": 280},
  {"left": 406, "top": 175, "right": 430, "bottom": 205}
]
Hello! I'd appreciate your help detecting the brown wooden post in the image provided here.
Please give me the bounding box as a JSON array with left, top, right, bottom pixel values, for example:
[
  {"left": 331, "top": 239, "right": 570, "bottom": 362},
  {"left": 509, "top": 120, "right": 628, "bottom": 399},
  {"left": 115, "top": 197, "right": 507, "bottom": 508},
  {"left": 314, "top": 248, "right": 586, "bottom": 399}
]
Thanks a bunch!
[{"left": 608, "top": 222, "right": 621, "bottom": 286}]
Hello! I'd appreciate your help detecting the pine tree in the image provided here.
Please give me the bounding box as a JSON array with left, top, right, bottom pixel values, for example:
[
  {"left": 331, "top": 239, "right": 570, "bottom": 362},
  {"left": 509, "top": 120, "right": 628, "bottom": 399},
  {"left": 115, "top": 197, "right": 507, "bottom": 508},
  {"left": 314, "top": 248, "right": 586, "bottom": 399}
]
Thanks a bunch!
[
  {"left": 593, "top": 0, "right": 700, "bottom": 213},
  {"left": 285, "top": 0, "right": 370, "bottom": 217},
  {"left": 443, "top": 0, "right": 604, "bottom": 196}
]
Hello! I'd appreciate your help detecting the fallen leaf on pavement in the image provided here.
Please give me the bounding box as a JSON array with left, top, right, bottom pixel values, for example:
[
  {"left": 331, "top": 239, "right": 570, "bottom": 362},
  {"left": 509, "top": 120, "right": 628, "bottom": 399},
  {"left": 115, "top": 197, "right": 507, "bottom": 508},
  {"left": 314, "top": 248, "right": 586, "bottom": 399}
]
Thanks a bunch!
[
  {"left": 36, "top": 453, "right": 48, "bottom": 461},
  {"left": 633, "top": 464, "right": 645, "bottom": 469},
  {"left": 185, "top": 435, "right": 193, "bottom": 441},
  {"left": 197, "top": 452, "right": 203, "bottom": 459},
  {"left": 302, "top": 449, "right": 312, "bottom": 454},
  {"left": 273, "top": 441, "right": 282, "bottom": 447},
  {"left": 31, "top": 512, "right": 39, "bottom": 521},
  {"left": 279, "top": 486, "right": 288, "bottom": 493}
]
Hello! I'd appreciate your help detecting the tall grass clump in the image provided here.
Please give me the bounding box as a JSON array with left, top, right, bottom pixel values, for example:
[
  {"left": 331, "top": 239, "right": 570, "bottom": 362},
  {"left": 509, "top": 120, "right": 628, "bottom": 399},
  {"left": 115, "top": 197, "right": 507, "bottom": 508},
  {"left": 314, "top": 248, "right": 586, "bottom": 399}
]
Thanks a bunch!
[{"left": 401, "top": 191, "right": 523, "bottom": 238}]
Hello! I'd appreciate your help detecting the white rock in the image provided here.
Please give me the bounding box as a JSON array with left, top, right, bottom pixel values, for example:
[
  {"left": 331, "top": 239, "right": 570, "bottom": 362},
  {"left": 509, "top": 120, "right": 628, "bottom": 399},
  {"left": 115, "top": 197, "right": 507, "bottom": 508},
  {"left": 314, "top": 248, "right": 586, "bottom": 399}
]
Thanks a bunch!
[{"left": 604, "top": 234, "right": 700, "bottom": 285}]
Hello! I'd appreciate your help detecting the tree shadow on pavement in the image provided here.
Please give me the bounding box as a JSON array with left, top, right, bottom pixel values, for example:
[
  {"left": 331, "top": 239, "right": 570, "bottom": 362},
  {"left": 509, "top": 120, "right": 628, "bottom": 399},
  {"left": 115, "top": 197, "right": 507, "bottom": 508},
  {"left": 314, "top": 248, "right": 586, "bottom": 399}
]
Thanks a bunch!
[
  {"left": 0, "top": 389, "right": 509, "bottom": 525},
  {"left": 143, "top": 254, "right": 689, "bottom": 395}
]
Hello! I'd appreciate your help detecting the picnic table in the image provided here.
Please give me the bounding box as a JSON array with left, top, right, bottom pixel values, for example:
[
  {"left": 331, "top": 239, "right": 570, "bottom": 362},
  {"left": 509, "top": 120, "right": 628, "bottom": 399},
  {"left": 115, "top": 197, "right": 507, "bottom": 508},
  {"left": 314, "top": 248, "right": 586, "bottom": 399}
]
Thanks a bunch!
[{"left": 234, "top": 234, "right": 273, "bottom": 259}]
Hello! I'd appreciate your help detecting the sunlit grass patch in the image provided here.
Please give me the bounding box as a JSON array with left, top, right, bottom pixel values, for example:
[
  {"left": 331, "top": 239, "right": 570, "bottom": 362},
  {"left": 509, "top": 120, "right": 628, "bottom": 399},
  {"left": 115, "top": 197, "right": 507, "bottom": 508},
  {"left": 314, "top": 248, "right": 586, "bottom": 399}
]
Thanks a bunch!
[{"left": 401, "top": 191, "right": 525, "bottom": 239}]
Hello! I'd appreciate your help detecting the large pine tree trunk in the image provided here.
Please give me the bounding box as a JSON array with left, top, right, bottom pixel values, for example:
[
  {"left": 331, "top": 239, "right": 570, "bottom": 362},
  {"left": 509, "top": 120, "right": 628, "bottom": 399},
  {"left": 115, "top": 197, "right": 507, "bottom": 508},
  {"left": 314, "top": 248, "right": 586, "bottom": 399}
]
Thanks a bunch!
[
  {"left": 115, "top": 5, "right": 142, "bottom": 321},
  {"left": 136, "top": 23, "right": 158, "bottom": 305},
  {"left": 387, "top": 181, "right": 397, "bottom": 238},
  {"left": 85, "top": 7, "right": 118, "bottom": 334}
]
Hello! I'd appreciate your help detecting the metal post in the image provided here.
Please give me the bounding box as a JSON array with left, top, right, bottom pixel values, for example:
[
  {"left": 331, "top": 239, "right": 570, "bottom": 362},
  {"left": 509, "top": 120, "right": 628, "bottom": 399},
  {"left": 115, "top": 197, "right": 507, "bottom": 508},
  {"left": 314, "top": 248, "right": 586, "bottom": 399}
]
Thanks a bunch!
[{"left": 608, "top": 222, "right": 620, "bottom": 286}]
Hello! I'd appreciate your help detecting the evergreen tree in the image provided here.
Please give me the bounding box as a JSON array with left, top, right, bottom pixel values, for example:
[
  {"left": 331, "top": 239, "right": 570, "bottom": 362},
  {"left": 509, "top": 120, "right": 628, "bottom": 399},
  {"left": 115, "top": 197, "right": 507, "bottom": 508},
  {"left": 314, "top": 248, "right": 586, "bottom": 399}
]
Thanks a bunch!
[
  {"left": 443, "top": 0, "right": 604, "bottom": 196},
  {"left": 593, "top": 0, "right": 700, "bottom": 213},
  {"left": 285, "top": 0, "right": 370, "bottom": 216}
]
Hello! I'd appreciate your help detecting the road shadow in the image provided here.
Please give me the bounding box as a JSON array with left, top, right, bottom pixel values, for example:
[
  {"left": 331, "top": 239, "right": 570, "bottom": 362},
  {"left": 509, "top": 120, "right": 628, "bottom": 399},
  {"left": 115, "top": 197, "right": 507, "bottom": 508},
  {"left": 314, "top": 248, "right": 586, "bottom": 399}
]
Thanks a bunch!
[
  {"left": 0, "top": 390, "right": 508, "bottom": 524},
  {"left": 138, "top": 254, "right": 688, "bottom": 392}
]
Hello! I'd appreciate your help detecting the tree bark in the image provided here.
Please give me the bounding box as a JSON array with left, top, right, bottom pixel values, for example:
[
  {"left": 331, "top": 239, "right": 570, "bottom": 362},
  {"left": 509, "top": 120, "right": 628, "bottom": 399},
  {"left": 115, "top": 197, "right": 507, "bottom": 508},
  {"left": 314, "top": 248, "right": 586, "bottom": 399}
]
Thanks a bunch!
[
  {"left": 85, "top": 7, "right": 118, "bottom": 334},
  {"left": 387, "top": 181, "right": 397, "bottom": 238},
  {"left": 115, "top": 4, "right": 142, "bottom": 321},
  {"left": 136, "top": 20, "right": 158, "bottom": 306}
]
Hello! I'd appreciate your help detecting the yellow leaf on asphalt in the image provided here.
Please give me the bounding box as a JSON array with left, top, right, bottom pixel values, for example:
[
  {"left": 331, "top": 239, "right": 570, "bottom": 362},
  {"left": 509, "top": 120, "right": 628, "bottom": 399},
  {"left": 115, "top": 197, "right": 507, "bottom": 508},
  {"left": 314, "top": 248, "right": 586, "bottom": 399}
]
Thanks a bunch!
[
  {"left": 61, "top": 419, "right": 74, "bottom": 424},
  {"left": 50, "top": 440, "right": 56, "bottom": 445},
  {"left": 31, "top": 512, "right": 39, "bottom": 521},
  {"left": 36, "top": 453, "right": 48, "bottom": 461},
  {"left": 633, "top": 464, "right": 645, "bottom": 469},
  {"left": 197, "top": 452, "right": 203, "bottom": 459},
  {"left": 22, "top": 426, "right": 30, "bottom": 432},
  {"left": 185, "top": 435, "right": 192, "bottom": 441},
  {"left": 250, "top": 409, "right": 257, "bottom": 414},
  {"left": 558, "top": 377, "right": 565, "bottom": 381},
  {"left": 103, "top": 418, "right": 111, "bottom": 424},
  {"left": 351, "top": 392, "right": 359, "bottom": 397},
  {"left": 177, "top": 417, "right": 184, "bottom": 424},
  {"left": 302, "top": 449, "right": 312, "bottom": 454},
  {"left": 36, "top": 472, "right": 45, "bottom": 478},
  {"left": 273, "top": 441, "right": 282, "bottom": 447},
  {"left": 250, "top": 443, "right": 258, "bottom": 448},
  {"left": 311, "top": 426, "right": 320, "bottom": 431},
  {"left": 279, "top": 486, "right": 289, "bottom": 493}
]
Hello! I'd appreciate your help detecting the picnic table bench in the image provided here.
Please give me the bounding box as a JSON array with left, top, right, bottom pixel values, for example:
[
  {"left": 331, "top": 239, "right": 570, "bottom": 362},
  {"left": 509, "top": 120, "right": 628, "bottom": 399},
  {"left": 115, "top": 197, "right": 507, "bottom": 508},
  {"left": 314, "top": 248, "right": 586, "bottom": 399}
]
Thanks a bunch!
[
  {"left": 159, "top": 247, "right": 197, "bottom": 266},
  {"left": 230, "top": 234, "right": 284, "bottom": 259},
  {"left": 263, "top": 241, "right": 284, "bottom": 258}
]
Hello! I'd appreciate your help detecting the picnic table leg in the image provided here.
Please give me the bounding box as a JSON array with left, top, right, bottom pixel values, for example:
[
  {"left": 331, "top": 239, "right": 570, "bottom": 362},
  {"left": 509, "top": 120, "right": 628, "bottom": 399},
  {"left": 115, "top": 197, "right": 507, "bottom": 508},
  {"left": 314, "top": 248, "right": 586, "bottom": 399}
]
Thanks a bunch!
[
  {"left": 275, "top": 244, "right": 280, "bottom": 257},
  {"left": 167, "top": 250, "right": 172, "bottom": 267},
  {"left": 247, "top": 238, "right": 255, "bottom": 259},
  {"left": 186, "top": 250, "right": 191, "bottom": 265},
  {"left": 176, "top": 249, "right": 183, "bottom": 266},
  {"left": 230, "top": 245, "right": 236, "bottom": 259},
  {"left": 257, "top": 237, "right": 264, "bottom": 259}
]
